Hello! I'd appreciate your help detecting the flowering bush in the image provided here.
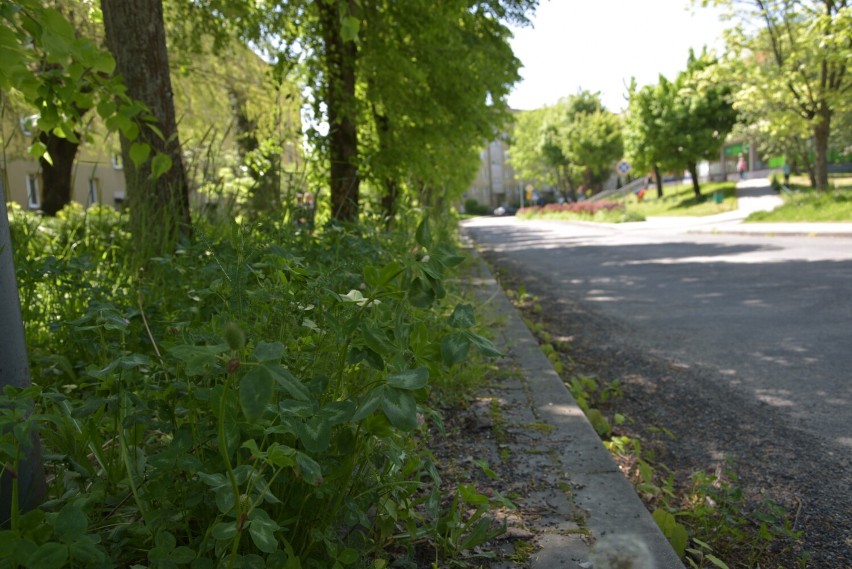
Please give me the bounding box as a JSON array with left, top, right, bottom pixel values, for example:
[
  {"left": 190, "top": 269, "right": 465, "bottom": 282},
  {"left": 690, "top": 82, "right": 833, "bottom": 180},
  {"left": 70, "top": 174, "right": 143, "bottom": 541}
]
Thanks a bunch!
[{"left": 518, "top": 200, "right": 624, "bottom": 216}]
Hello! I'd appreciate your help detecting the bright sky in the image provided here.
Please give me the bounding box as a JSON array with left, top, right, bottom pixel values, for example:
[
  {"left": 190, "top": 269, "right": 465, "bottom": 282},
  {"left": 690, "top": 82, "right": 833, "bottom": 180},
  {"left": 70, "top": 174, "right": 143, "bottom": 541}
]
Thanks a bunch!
[{"left": 508, "top": 0, "right": 730, "bottom": 113}]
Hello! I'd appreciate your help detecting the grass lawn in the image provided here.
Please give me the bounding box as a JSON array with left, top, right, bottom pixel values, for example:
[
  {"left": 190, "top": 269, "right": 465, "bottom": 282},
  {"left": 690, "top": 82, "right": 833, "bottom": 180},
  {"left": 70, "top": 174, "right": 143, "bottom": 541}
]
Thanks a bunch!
[
  {"left": 621, "top": 180, "right": 738, "bottom": 217},
  {"left": 746, "top": 174, "right": 852, "bottom": 222}
]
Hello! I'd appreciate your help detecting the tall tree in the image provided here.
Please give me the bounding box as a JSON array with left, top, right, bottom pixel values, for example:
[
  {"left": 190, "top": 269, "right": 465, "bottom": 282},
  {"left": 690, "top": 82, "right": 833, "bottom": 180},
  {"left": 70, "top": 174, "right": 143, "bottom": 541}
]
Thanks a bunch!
[
  {"left": 624, "top": 80, "right": 670, "bottom": 198},
  {"left": 707, "top": 0, "right": 851, "bottom": 189},
  {"left": 359, "top": 0, "right": 528, "bottom": 218},
  {"left": 626, "top": 51, "right": 735, "bottom": 198},
  {"left": 316, "top": 0, "right": 360, "bottom": 221},
  {"left": 668, "top": 50, "right": 737, "bottom": 197},
  {"left": 556, "top": 92, "right": 623, "bottom": 195},
  {"left": 101, "top": 0, "right": 191, "bottom": 250}
]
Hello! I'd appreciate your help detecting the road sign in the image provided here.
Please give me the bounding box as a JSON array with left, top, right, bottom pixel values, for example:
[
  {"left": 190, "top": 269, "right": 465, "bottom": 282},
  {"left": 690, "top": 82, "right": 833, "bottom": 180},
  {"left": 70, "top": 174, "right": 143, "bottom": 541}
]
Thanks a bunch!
[{"left": 616, "top": 160, "right": 631, "bottom": 175}]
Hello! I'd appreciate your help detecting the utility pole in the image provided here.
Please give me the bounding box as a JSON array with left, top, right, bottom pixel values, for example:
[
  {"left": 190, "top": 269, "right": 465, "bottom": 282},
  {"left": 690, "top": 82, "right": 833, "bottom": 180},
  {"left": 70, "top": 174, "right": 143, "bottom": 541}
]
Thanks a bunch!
[{"left": 0, "top": 176, "right": 46, "bottom": 525}]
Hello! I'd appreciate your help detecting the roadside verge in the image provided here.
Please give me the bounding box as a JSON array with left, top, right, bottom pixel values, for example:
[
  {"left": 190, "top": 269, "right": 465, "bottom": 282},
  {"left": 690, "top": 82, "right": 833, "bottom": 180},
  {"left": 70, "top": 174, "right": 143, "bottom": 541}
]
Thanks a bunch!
[{"left": 464, "top": 242, "right": 685, "bottom": 569}]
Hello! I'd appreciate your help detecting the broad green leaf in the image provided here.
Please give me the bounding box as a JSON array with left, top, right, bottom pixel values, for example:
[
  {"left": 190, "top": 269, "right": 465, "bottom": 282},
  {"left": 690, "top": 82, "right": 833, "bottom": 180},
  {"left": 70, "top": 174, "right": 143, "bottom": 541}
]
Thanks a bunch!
[
  {"left": 54, "top": 502, "right": 87, "bottom": 542},
  {"left": 352, "top": 388, "right": 383, "bottom": 421},
  {"left": 168, "top": 344, "right": 228, "bottom": 376},
  {"left": 295, "top": 451, "right": 323, "bottom": 485},
  {"left": 240, "top": 366, "right": 275, "bottom": 421},
  {"left": 212, "top": 521, "right": 237, "bottom": 541},
  {"left": 337, "top": 548, "right": 359, "bottom": 565},
  {"left": 407, "top": 277, "right": 434, "bottom": 308},
  {"left": 363, "top": 326, "right": 394, "bottom": 355},
  {"left": 415, "top": 217, "right": 431, "bottom": 248},
  {"left": 441, "top": 332, "right": 470, "bottom": 366},
  {"left": 27, "top": 542, "right": 68, "bottom": 569},
  {"left": 378, "top": 261, "right": 403, "bottom": 286},
  {"left": 248, "top": 509, "right": 280, "bottom": 554},
  {"left": 340, "top": 16, "right": 360, "bottom": 43},
  {"left": 448, "top": 303, "right": 476, "bottom": 329},
  {"left": 150, "top": 152, "right": 172, "bottom": 179},
  {"left": 380, "top": 386, "right": 417, "bottom": 431},
  {"left": 253, "top": 341, "right": 284, "bottom": 362},
  {"left": 96, "top": 99, "right": 116, "bottom": 119},
  {"left": 28, "top": 141, "right": 49, "bottom": 162},
  {"left": 268, "top": 364, "right": 310, "bottom": 401},
  {"left": 465, "top": 331, "right": 503, "bottom": 358},
  {"left": 670, "top": 523, "right": 688, "bottom": 558},
  {"left": 318, "top": 401, "right": 355, "bottom": 424},
  {"left": 387, "top": 368, "right": 429, "bottom": 390},
  {"left": 293, "top": 417, "right": 331, "bottom": 453},
  {"left": 129, "top": 142, "right": 150, "bottom": 167},
  {"left": 171, "top": 546, "right": 196, "bottom": 563}
]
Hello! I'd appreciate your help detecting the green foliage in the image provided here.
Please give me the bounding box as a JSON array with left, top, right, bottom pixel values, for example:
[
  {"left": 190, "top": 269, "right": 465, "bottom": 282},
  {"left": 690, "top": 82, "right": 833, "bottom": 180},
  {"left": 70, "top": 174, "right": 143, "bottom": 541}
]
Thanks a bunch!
[
  {"left": 708, "top": 0, "right": 852, "bottom": 189},
  {"left": 509, "top": 91, "right": 623, "bottom": 197},
  {"left": 625, "top": 50, "right": 736, "bottom": 196},
  {"left": 463, "top": 199, "right": 491, "bottom": 216},
  {"left": 3, "top": 205, "right": 504, "bottom": 567},
  {"left": 0, "top": 1, "right": 175, "bottom": 179}
]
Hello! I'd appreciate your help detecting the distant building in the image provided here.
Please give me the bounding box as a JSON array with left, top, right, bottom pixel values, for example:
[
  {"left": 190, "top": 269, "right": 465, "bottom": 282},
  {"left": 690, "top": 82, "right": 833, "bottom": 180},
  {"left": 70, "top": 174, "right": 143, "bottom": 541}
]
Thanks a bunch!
[{"left": 464, "top": 137, "right": 525, "bottom": 211}]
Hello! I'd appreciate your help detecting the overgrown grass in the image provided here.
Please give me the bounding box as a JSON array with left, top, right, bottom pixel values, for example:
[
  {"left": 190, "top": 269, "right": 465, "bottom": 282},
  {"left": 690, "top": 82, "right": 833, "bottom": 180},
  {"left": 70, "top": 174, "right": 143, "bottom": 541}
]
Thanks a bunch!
[
  {"left": 2, "top": 202, "right": 507, "bottom": 568},
  {"left": 746, "top": 175, "right": 852, "bottom": 222}
]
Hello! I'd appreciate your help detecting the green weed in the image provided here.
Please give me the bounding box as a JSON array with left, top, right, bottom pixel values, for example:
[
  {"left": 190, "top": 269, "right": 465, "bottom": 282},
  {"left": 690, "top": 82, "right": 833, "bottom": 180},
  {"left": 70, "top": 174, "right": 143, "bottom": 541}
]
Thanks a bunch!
[{"left": 2, "top": 206, "right": 506, "bottom": 567}]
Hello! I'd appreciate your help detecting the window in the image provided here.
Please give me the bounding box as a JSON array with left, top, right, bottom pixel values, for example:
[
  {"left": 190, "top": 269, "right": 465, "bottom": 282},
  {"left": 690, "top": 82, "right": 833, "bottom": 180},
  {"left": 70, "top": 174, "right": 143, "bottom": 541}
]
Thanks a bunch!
[
  {"left": 87, "top": 178, "right": 99, "bottom": 206},
  {"left": 19, "top": 114, "right": 38, "bottom": 136},
  {"left": 26, "top": 174, "right": 40, "bottom": 209}
]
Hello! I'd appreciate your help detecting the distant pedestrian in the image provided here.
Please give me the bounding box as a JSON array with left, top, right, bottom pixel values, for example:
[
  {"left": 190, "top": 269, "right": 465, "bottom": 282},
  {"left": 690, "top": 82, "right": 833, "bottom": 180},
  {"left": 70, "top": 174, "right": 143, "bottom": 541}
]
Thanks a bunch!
[
  {"left": 737, "top": 153, "right": 747, "bottom": 179},
  {"left": 783, "top": 162, "right": 791, "bottom": 186}
]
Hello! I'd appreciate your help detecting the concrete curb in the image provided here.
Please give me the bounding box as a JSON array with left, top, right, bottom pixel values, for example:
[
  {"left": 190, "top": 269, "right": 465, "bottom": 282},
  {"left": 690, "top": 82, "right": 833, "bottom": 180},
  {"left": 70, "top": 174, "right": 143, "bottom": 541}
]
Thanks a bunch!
[{"left": 465, "top": 242, "right": 684, "bottom": 568}]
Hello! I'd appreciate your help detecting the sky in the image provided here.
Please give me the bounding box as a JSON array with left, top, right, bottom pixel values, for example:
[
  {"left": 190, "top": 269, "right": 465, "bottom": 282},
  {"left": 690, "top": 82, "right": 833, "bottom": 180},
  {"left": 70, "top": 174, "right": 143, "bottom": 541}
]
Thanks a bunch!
[{"left": 507, "top": 0, "right": 730, "bottom": 113}]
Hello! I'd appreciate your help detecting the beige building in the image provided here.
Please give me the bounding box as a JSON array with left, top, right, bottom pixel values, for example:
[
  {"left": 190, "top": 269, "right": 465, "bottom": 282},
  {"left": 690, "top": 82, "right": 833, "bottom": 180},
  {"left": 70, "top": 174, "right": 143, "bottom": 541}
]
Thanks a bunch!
[
  {"left": 2, "top": 150, "right": 127, "bottom": 212},
  {"left": 465, "top": 137, "right": 524, "bottom": 211}
]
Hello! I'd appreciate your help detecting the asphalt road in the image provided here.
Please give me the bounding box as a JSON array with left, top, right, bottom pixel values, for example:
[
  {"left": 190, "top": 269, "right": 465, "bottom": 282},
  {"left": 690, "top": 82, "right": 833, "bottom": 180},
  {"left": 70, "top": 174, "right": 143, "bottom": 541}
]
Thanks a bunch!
[{"left": 463, "top": 215, "right": 852, "bottom": 565}]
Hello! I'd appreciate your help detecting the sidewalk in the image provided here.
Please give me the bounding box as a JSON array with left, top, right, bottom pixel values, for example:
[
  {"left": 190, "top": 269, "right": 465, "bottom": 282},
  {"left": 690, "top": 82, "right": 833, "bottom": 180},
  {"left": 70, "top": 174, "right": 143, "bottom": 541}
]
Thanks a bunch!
[
  {"left": 464, "top": 249, "right": 684, "bottom": 568},
  {"left": 620, "top": 178, "right": 852, "bottom": 237}
]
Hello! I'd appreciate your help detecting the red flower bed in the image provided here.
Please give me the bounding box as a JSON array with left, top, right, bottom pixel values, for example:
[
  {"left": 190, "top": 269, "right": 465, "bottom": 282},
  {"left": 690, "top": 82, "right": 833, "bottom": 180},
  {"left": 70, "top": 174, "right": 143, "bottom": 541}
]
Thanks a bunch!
[{"left": 518, "top": 201, "right": 623, "bottom": 216}]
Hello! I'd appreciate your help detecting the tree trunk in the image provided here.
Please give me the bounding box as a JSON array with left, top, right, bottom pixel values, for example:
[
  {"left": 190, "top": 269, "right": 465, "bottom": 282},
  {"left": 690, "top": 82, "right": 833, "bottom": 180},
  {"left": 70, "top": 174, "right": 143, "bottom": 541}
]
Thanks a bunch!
[
  {"left": 688, "top": 163, "right": 701, "bottom": 198},
  {"left": 38, "top": 131, "right": 80, "bottom": 216},
  {"left": 653, "top": 165, "right": 664, "bottom": 198},
  {"left": 381, "top": 178, "right": 399, "bottom": 227},
  {"left": 101, "top": 0, "right": 190, "bottom": 252},
  {"left": 318, "top": 0, "right": 359, "bottom": 222},
  {"left": 0, "top": 179, "right": 46, "bottom": 526},
  {"left": 813, "top": 106, "right": 831, "bottom": 190}
]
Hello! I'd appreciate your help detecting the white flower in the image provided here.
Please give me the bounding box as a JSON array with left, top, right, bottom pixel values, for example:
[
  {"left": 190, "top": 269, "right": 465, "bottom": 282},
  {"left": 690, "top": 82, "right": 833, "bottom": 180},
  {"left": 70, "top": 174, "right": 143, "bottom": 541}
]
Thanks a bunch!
[{"left": 338, "top": 289, "right": 381, "bottom": 307}]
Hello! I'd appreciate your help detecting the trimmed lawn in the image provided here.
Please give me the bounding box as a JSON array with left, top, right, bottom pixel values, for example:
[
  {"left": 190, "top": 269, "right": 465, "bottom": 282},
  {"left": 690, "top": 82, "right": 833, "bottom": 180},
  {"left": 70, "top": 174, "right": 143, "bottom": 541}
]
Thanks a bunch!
[
  {"left": 747, "top": 175, "right": 852, "bottom": 222},
  {"left": 621, "top": 181, "right": 738, "bottom": 217}
]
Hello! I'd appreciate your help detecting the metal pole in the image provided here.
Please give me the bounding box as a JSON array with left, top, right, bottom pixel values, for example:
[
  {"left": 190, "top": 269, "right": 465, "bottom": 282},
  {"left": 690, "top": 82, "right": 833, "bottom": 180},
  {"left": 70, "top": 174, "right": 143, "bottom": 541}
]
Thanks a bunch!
[{"left": 0, "top": 175, "right": 46, "bottom": 525}]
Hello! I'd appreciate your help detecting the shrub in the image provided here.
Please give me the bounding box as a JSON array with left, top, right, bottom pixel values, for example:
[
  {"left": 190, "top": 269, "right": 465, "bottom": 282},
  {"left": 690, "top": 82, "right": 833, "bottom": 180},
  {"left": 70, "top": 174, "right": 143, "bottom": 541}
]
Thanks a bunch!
[{"left": 3, "top": 208, "right": 505, "bottom": 567}]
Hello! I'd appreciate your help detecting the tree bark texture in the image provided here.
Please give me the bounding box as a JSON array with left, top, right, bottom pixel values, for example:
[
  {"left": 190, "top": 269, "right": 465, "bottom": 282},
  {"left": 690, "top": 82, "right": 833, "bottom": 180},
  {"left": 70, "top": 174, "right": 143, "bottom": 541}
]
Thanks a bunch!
[
  {"left": 653, "top": 165, "right": 664, "bottom": 198},
  {"left": 38, "top": 131, "right": 80, "bottom": 216},
  {"left": 101, "top": 0, "right": 190, "bottom": 251},
  {"left": 688, "top": 162, "right": 701, "bottom": 198},
  {"left": 318, "top": 0, "right": 359, "bottom": 222},
  {"left": 0, "top": 179, "right": 46, "bottom": 525},
  {"left": 813, "top": 106, "right": 831, "bottom": 190}
]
